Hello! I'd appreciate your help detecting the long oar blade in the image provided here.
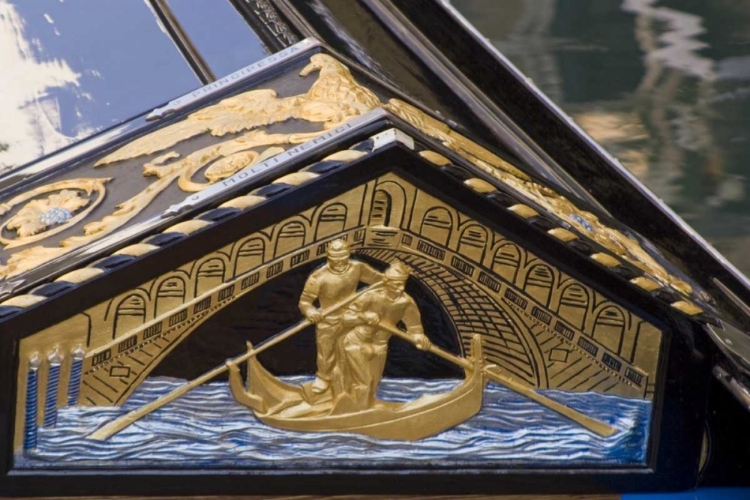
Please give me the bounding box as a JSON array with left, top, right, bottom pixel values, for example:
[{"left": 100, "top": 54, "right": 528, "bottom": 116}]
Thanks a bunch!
[
  {"left": 482, "top": 365, "right": 617, "bottom": 437},
  {"left": 89, "top": 281, "right": 382, "bottom": 441},
  {"left": 381, "top": 324, "right": 616, "bottom": 438},
  {"left": 88, "top": 337, "right": 292, "bottom": 441}
]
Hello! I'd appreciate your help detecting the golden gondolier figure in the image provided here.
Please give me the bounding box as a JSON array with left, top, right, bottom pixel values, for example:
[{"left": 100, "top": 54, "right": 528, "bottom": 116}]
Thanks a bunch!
[
  {"left": 298, "top": 239, "right": 382, "bottom": 394},
  {"left": 334, "top": 260, "right": 432, "bottom": 412}
]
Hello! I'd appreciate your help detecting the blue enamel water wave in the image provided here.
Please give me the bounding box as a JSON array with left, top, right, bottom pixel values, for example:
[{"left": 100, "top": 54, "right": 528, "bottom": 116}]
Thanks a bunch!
[{"left": 16, "top": 377, "right": 651, "bottom": 469}]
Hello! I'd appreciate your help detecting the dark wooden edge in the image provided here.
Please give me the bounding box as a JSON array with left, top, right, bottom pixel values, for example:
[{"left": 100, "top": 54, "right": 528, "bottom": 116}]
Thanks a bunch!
[{"left": 229, "top": 0, "right": 306, "bottom": 52}]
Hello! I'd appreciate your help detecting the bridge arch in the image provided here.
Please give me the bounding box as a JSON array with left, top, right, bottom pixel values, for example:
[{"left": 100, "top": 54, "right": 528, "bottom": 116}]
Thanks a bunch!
[
  {"left": 314, "top": 202, "right": 348, "bottom": 239},
  {"left": 521, "top": 263, "right": 557, "bottom": 307},
  {"left": 232, "top": 236, "right": 267, "bottom": 277},
  {"left": 591, "top": 305, "right": 627, "bottom": 354},
  {"left": 79, "top": 226, "right": 646, "bottom": 407},
  {"left": 273, "top": 218, "right": 311, "bottom": 257},
  {"left": 456, "top": 223, "right": 488, "bottom": 263},
  {"left": 490, "top": 242, "right": 524, "bottom": 284},
  {"left": 370, "top": 181, "right": 408, "bottom": 228},
  {"left": 553, "top": 283, "right": 590, "bottom": 330},
  {"left": 420, "top": 207, "right": 454, "bottom": 246},
  {"left": 192, "top": 255, "right": 230, "bottom": 297},
  {"left": 151, "top": 272, "right": 189, "bottom": 319},
  {"left": 111, "top": 292, "right": 149, "bottom": 340}
]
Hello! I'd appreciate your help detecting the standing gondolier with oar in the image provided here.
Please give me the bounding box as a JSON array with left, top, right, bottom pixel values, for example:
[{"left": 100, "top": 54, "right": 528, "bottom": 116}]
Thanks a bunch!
[
  {"left": 298, "top": 239, "right": 382, "bottom": 395},
  {"left": 333, "top": 260, "right": 431, "bottom": 413}
]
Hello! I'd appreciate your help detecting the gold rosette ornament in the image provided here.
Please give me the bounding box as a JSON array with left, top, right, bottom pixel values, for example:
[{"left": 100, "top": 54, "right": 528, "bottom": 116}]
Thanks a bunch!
[{"left": 0, "top": 178, "right": 109, "bottom": 249}]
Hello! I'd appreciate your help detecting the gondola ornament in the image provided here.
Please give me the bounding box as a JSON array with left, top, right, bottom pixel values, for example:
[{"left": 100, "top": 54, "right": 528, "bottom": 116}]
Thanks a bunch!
[
  {"left": 0, "top": 49, "right": 698, "bottom": 490},
  {"left": 226, "top": 253, "right": 614, "bottom": 438},
  {"left": 0, "top": 7, "right": 746, "bottom": 493}
]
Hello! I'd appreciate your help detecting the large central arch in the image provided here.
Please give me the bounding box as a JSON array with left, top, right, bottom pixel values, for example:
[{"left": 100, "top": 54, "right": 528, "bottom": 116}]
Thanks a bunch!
[{"left": 360, "top": 248, "right": 545, "bottom": 388}]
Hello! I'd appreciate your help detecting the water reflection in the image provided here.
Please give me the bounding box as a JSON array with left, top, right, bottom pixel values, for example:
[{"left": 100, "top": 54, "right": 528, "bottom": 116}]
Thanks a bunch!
[
  {"left": 0, "top": 1, "right": 82, "bottom": 169},
  {"left": 454, "top": 0, "right": 750, "bottom": 276},
  {"left": 0, "top": 0, "right": 199, "bottom": 171}
]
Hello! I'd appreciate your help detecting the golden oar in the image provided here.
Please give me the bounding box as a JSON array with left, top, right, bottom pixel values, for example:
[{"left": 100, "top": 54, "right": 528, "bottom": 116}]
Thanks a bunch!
[
  {"left": 89, "top": 282, "right": 383, "bottom": 441},
  {"left": 380, "top": 323, "right": 617, "bottom": 438}
]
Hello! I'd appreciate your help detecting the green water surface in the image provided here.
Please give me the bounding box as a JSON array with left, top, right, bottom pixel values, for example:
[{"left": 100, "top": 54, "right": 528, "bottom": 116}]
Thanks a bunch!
[{"left": 454, "top": 0, "right": 750, "bottom": 276}]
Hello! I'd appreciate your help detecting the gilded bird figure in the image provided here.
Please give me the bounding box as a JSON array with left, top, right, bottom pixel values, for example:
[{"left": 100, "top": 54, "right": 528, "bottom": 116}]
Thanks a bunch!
[
  {"left": 96, "top": 55, "right": 383, "bottom": 166},
  {"left": 295, "top": 53, "right": 382, "bottom": 125}
]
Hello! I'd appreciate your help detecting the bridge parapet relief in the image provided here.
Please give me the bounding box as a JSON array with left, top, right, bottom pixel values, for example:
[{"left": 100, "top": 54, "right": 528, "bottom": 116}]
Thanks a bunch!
[{"left": 358, "top": 227, "right": 651, "bottom": 398}]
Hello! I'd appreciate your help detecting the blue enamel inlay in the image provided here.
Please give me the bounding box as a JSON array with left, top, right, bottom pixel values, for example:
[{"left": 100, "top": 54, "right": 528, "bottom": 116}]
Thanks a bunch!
[
  {"left": 569, "top": 214, "right": 594, "bottom": 232},
  {"left": 16, "top": 376, "right": 651, "bottom": 468}
]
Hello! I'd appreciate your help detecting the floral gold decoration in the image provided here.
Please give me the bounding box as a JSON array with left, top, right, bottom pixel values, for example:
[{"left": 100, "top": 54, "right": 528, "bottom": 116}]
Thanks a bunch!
[
  {"left": 0, "top": 54, "right": 693, "bottom": 300},
  {"left": 7, "top": 190, "right": 89, "bottom": 237},
  {"left": 0, "top": 179, "right": 109, "bottom": 250}
]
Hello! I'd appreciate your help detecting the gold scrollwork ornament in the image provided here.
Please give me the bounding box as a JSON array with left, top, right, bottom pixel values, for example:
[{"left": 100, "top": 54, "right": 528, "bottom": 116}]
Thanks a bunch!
[
  {"left": 0, "top": 178, "right": 109, "bottom": 249},
  {"left": 0, "top": 54, "right": 694, "bottom": 300}
]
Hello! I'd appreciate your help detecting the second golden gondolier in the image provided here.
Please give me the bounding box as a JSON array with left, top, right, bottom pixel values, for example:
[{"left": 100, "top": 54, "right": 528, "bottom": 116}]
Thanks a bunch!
[
  {"left": 297, "top": 239, "right": 382, "bottom": 395},
  {"left": 335, "top": 260, "right": 432, "bottom": 412}
]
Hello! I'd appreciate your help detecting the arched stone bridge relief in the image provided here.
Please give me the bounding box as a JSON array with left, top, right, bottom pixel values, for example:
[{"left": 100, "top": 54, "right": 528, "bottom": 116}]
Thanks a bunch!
[{"left": 18, "top": 174, "right": 662, "bottom": 422}]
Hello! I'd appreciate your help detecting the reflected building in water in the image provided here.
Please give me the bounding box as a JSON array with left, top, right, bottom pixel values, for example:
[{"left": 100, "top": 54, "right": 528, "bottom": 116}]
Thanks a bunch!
[{"left": 454, "top": 0, "right": 750, "bottom": 276}]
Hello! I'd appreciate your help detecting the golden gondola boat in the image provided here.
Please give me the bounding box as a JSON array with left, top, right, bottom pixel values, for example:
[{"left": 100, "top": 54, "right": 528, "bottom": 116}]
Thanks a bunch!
[{"left": 227, "top": 336, "right": 487, "bottom": 441}]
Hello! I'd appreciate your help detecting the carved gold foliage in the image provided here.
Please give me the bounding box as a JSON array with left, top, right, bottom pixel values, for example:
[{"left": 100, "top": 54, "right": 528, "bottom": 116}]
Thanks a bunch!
[
  {"left": 0, "top": 245, "right": 70, "bottom": 278},
  {"left": 139, "top": 131, "right": 312, "bottom": 194},
  {"left": 7, "top": 190, "right": 89, "bottom": 238},
  {"left": 204, "top": 152, "right": 260, "bottom": 184},
  {"left": 0, "top": 178, "right": 109, "bottom": 250},
  {"left": 0, "top": 53, "right": 693, "bottom": 301},
  {"left": 0, "top": 136, "right": 314, "bottom": 279},
  {"left": 95, "top": 54, "right": 381, "bottom": 166},
  {"left": 384, "top": 98, "right": 531, "bottom": 181},
  {"left": 172, "top": 135, "right": 298, "bottom": 193},
  {"left": 84, "top": 130, "right": 317, "bottom": 245}
]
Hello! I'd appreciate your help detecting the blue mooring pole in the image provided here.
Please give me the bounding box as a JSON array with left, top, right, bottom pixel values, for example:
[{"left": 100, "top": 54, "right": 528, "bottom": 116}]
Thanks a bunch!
[
  {"left": 23, "top": 355, "right": 42, "bottom": 452},
  {"left": 67, "top": 346, "right": 85, "bottom": 407},
  {"left": 43, "top": 350, "right": 62, "bottom": 428}
]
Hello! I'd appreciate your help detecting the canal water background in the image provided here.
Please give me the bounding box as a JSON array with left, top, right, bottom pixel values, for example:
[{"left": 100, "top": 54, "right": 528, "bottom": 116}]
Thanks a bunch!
[
  {"left": 17, "top": 376, "right": 650, "bottom": 468},
  {"left": 454, "top": 0, "right": 750, "bottom": 277}
]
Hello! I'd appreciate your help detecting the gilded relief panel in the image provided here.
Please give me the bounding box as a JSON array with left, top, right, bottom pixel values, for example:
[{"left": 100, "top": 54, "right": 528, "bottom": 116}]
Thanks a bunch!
[{"left": 15, "top": 173, "right": 661, "bottom": 469}]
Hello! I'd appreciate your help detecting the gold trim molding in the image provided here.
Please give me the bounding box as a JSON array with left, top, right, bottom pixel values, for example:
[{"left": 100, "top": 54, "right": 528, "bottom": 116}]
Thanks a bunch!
[{"left": 0, "top": 53, "right": 698, "bottom": 308}]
